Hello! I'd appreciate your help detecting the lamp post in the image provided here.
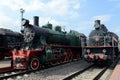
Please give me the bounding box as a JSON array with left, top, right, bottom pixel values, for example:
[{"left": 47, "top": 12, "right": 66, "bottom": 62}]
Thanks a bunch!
[{"left": 20, "top": 8, "right": 25, "bottom": 30}]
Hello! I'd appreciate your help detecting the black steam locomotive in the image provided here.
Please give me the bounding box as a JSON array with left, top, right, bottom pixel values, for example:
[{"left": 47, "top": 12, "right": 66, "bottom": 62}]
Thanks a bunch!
[
  {"left": 12, "top": 16, "right": 86, "bottom": 70},
  {"left": 0, "top": 28, "right": 23, "bottom": 60},
  {"left": 83, "top": 20, "right": 119, "bottom": 64}
]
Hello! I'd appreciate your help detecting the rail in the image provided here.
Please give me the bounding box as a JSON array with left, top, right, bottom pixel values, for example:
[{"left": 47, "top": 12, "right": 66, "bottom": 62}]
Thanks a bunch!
[
  {"left": 93, "top": 54, "right": 120, "bottom": 80},
  {"left": 63, "top": 64, "right": 94, "bottom": 80}
]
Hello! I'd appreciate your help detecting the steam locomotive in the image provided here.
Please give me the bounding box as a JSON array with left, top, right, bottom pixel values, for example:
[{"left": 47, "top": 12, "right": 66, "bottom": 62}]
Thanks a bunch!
[
  {"left": 83, "top": 20, "right": 119, "bottom": 64},
  {"left": 12, "top": 16, "right": 86, "bottom": 70},
  {"left": 0, "top": 28, "right": 23, "bottom": 60}
]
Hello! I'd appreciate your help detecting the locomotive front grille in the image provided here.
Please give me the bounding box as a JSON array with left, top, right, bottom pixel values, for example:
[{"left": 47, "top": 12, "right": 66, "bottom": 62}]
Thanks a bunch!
[{"left": 14, "top": 57, "right": 27, "bottom": 69}]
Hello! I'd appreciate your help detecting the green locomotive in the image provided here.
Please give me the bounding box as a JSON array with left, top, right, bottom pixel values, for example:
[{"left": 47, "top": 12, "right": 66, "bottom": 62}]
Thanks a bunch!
[{"left": 12, "top": 16, "right": 86, "bottom": 70}]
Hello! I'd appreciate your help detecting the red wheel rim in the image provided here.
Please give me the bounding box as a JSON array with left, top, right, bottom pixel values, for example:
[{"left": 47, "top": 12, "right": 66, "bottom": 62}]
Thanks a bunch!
[
  {"left": 67, "top": 49, "right": 73, "bottom": 61},
  {"left": 77, "top": 54, "right": 80, "bottom": 59},
  {"left": 31, "top": 58, "right": 39, "bottom": 70},
  {"left": 51, "top": 61, "right": 57, "bottom": 65}
]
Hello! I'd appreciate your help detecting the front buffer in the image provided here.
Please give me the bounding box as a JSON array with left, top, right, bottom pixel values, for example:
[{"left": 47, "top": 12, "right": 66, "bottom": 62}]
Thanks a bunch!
[
  {"left": 83, "top": 46, "right": 118, "bottom": 64},
  {"left": 12, "top": 49, "right": 44, "bottom": 70}
]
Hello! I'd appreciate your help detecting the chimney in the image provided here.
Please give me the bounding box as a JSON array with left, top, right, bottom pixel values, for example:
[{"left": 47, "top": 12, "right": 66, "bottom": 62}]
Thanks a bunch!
[
  {"left": 94, "top": 20, "right": 101, "bottom": 29},
  {"left": 95, "top": 20, "right": 100, "bottom": 25},
  {"left": 33, "top": 16, "right": 39, "bottom": 26}
]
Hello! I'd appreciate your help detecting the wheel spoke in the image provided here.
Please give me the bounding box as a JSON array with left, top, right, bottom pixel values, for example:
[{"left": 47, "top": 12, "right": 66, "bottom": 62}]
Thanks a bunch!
[{"left": 30, "top": 57, "right": 40, "bottom": 70}]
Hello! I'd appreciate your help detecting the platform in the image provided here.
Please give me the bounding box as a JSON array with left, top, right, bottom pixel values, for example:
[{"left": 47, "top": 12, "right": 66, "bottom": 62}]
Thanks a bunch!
[
  {"left": 109, "top": 60, "right": 120, "bottom": 80},
  {"left": 0, "top": 60, "right": 11, "bottom": 68}
]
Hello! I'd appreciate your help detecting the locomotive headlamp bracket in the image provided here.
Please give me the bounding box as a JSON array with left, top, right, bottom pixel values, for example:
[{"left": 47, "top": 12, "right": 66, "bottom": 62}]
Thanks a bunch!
[{"left": 87, "top": 49, "right": 90, "bottom": 53}]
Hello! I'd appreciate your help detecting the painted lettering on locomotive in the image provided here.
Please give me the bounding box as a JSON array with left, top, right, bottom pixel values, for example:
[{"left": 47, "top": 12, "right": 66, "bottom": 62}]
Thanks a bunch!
[
  {"left": 12, "top": 16, "right": 86, "bottom": 70},
  {"left": 83, "top": 20, "right": 119, "bottom": 64}
]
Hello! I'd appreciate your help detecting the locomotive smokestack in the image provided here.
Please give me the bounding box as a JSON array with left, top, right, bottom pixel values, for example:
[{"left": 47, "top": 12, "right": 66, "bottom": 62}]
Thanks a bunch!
[
  {"left": 34, "top": 16, "right": 39, "bottom": 26},
  {"left": 94, "top": 20, "right": 101, "bottom": 29},
  {"left": 95, "top": 20, "right": 100, "bottom": 25}
]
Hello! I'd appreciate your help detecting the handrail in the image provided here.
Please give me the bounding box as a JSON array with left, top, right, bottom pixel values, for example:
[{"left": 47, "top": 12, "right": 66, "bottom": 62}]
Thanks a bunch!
[{"left": 81, "top": 36, "right": 118, "bottom": 47}]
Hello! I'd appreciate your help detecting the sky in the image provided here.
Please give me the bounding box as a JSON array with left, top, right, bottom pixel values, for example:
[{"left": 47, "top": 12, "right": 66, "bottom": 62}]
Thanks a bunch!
[{"left": 0, "top": 0, "right": 120, "bottom": 37}]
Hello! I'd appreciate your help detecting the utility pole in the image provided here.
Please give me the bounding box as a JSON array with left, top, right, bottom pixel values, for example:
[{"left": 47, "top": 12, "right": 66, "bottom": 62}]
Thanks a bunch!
[{"left": 20, "top": 8, "right": 25, "bottom": 30}]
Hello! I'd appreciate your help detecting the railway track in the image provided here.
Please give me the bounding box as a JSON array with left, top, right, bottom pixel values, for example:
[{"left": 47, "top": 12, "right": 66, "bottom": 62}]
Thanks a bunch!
[
  {"left": 63, "top": 65, "right": 111, "bottom": 80},
  {"left": 0, "top": 70, "right": 30, "bottom": 80},
  {"left": 93, "top": 66, "right": 108, "bottom": 80},
  {"left": 0, "top": 65, "right": 60, "bottom": 79},
  {"left": 21, "top": 60, "right": 91, "bottom": 80},
  {"left": 0, "top": 67, "right": 12, "bottom": 73},
  {"left": 63, "top": 64, "right": 94, "bottom": 80},
  {"left": 63, "top": 55, "right": 120, "bottom": 80},
  {"left": 0, "top": 57, "right": 118, "bottom": 80},
  {"left": 0, "top": 60, "right": 82, "bottom": 80},
  {"left": 0, "top": 68, "right": 15, "bottom": 75},
  {"left": 94, "top": 55, "right": 120, "bottom": 80}
]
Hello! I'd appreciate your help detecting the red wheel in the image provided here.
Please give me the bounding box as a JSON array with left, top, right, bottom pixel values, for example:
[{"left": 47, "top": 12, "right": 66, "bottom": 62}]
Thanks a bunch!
[
  {"left": 63, "top": 51, "right": 68, "bottom": 62},
  {"left": 66, "top": 49, "right": 73, "bottom": 61},
  {"left": 50, "top": 60, "right": 58, "bottom": 65},
  {"left": 30, "top": 57, "right": 40, "bottom": 70},
  {"left": 60, "top": 56, "right": 66, "bottom": 63},
  {"left": 76, "top": 54, "right": 80, "bottom": 59}
]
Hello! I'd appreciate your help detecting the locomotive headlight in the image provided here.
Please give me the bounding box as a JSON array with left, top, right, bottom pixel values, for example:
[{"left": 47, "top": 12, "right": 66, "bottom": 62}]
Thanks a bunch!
[
  {"left": 103, "top": 49, "right": 106, "bottom": 53},
  {"left": 95, "top": 37, "right": 99, "bottom": 42},
  {"left": 25, "top": 32, "right": 30, "bottom": 38},
  {"left": 87, "top": 49, "right": 90, "bottom": 53},
  {"left": 22, "top": 19, "right": 29, "bottom": 26}
]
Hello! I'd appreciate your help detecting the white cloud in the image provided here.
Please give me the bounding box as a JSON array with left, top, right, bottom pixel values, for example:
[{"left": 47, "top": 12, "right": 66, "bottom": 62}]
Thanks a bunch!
[
  {"left": 0, "top": 12, "right": 11, "bottom": 25},
  {"left": 92, "top": 15, "right": 112, "bottom": 22},
  {"left": 27, "top": 16, "right": 68, "bottom": 28},
  {"left": 0, "top": 0, "right": 25, "bottom": 10},
  {"left": 73, "top": 3, "right": 80, "bottom": 9},
  {"left": 0, "top": 10, "right": 21, "bottom": 31},
  {"left": 65, "top": 20, "right": 94, "bottom": 36},
  {"left": 0, "top": 0, "right": 82, "bottom": 17},
  {"left": 39, "top": 17, "right": 67, "bottom": 27},
  {"left": 69, "top": 11, "right": 80, "bottom": 18},
  {"left": 77, "top": 21, "right": 92, "bottom": 31},
  {"left": 0, "top": 0, "right": 85, "bottom": 31},
  {"left": 0, "top": 0, "right": 89, "bottom": 33},
  {"left": 0, "top": 11, "right": 12, "bottom": 28},
  {"left": 77, "top": 14, "right": 113, "bottom": 32}
]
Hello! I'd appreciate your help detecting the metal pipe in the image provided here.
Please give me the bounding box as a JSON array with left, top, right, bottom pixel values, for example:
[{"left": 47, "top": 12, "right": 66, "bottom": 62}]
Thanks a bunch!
[{"left": 20, "top": 8, "right": 25, "bottom": 30}]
